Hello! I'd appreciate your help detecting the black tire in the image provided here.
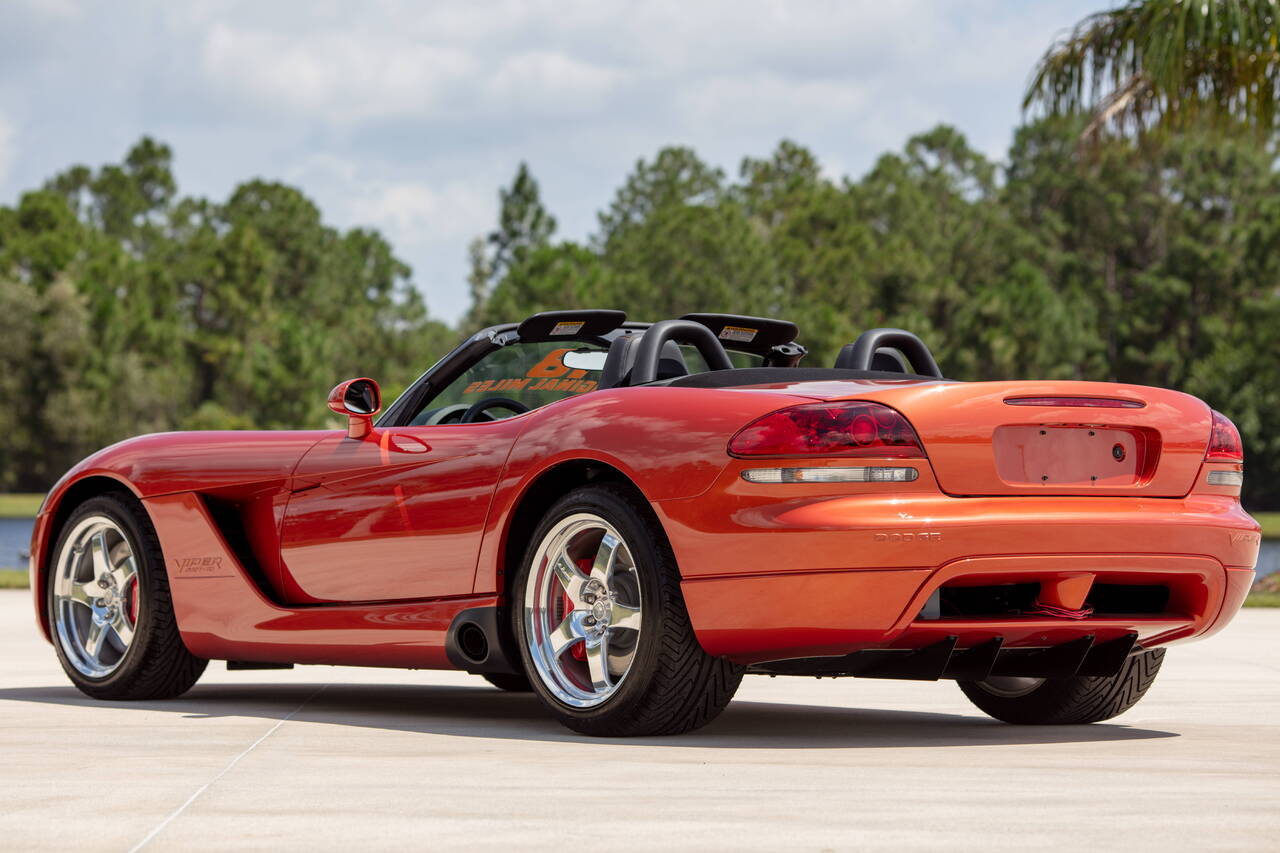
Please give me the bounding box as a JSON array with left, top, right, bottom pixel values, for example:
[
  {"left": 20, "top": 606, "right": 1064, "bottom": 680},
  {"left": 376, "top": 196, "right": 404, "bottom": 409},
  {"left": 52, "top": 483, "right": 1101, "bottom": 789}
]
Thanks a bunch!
[
  {"left": 47, "top": 492, "right": 207, "bottom": 700},
  {"left": 958, "top": 648, "right": 1165, "bottom": 724},
  {"left": 482, "top": 671, "right": 533, "bottom": 692},
  {"left": 513, "top": 483, "right": 743, "bottom": 737}
]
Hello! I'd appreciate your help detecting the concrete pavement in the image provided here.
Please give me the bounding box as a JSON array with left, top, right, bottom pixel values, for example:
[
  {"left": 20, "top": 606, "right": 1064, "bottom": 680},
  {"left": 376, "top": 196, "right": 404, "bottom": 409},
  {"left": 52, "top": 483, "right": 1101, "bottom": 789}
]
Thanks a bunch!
[{"left": 0, "top": 589, "right": 1276, "bottom": 851}]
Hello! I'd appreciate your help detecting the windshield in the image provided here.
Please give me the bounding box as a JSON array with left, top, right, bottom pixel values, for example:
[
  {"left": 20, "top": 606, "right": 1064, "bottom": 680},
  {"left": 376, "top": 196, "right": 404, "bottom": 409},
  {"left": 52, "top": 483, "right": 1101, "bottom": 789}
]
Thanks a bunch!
[
  {"left": 404, "top": 334, "right": 769, "bottom": 426},
  {"left": 409, "top": 341, "right": 610, "bottom": 425}
]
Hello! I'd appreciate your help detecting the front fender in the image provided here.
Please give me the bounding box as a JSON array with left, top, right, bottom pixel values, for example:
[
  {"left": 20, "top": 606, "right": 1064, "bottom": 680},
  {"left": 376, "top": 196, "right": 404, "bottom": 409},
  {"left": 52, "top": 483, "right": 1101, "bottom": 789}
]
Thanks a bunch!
[{"left": 29, "top": 429, "right": 329, "bottom": 641}]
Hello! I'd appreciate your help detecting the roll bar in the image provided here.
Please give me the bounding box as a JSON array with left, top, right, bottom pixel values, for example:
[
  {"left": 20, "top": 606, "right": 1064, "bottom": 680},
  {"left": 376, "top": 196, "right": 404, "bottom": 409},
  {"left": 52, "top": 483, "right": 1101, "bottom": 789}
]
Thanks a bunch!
[
  {"left": 835, "top": 328, "right": 943, "bottom": 378},
  {"left": 630, "top": 320, "right": 734, "bottom": 386}
]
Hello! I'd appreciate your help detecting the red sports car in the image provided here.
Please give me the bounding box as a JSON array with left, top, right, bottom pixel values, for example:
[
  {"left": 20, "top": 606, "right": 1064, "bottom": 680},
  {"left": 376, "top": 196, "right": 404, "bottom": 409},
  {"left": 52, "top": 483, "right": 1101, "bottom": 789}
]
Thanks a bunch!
[{"left": 29, "top": 311, "right": 1259, "bottom": 736}]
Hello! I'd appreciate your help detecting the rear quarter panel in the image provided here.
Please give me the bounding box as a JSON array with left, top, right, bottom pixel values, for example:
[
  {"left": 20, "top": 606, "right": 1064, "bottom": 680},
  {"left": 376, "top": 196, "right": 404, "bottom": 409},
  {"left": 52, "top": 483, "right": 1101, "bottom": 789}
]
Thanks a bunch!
[{"left": 472, "top": 386, "right": 811, "bottom": 593}]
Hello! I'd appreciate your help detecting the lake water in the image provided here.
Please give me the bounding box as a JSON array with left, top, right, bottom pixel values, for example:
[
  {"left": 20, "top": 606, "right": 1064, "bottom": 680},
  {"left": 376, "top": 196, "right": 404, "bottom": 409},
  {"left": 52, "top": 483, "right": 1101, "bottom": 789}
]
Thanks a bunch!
[
  {"left": 1, "top": 515, "right": 1277, "bottom": 577},
  {"left": 1, "top": 516, "right": 34, "bottom": 571}
]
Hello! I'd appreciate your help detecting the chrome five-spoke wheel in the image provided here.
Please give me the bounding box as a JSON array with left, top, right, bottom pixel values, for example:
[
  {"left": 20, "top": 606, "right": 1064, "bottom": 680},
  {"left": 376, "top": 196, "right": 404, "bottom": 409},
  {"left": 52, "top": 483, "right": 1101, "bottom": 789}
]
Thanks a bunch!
[
  {"left": 52, "top": 515, "right": 140, "bottom": 678},
  {"left": 524, "top": 513, "right": 643, "bottom": 708},
  {"left": 515, "top": 485, "right": 742, "bottom": 736}
]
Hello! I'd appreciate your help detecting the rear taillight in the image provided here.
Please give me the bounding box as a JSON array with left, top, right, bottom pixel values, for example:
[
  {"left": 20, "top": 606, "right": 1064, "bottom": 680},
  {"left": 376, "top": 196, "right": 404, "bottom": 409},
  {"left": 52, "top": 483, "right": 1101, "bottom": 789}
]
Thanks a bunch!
[
  {"left": 1204, "top": 410, "right": 1243, "bottom": 462},
  {"left": 729, "top": 401, "right": 925, "bottom": 458}
]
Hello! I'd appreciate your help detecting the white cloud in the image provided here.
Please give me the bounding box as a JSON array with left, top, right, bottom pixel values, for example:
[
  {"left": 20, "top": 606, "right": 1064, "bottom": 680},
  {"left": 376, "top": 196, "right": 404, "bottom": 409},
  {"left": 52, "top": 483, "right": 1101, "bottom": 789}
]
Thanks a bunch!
[
  {"left": 201, "top": 23, "right": 477, "bottom": 122},
  {"left": 15, "top": 0, "right": 81, "bottom": 20},
  {"left": 0, "top": 0, "right": 1105, "bottom": 321},
  {"left": 676, "top": 73, "right": 869, "bottom": 133},
  {"left": 0, "top": 115, "right": 14, "bottom": 186},
  {"left": 348, "top": 181, "right": 492, "bottom": 246},
  {"left": 483, "top": 51, "right": 621, "bottom": 115}
]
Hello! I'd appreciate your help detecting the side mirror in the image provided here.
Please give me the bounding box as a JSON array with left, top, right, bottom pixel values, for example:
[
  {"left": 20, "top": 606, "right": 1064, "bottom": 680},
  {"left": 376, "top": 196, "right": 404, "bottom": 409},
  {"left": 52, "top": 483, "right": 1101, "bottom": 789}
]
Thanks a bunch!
[{"left": 328, "top": 378, "right": 382, "bottom": 439}]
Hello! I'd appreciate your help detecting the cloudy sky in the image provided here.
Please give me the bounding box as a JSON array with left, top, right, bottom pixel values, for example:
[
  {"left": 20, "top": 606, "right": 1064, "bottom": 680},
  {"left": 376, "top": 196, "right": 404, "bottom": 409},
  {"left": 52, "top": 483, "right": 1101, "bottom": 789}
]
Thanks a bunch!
[{"left": 0, "top": 0, "right": 1104, "bottom": 323}]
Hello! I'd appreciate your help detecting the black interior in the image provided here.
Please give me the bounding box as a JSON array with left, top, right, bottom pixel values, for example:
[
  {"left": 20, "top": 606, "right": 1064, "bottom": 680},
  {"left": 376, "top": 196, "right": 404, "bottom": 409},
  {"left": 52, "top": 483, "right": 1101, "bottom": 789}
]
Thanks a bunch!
[
  {"left": 381, "top": 309, "right": 948, "bottom": 425},
  {"left": 663, "top": 367, "right": 940, "bottom": 389},
  {"left": 600, "top": 319, "right": 736, "bottom": 388},
  {"left": 601, "top": 335, "right": 691, "bottom": 389},
  {"left": 460, "top": 397, "right": 530, "bottom": 423}
]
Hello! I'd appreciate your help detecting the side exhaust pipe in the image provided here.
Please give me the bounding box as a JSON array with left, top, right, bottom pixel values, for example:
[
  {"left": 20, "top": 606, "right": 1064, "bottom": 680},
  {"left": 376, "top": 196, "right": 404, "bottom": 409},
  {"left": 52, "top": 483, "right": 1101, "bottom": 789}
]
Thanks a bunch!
[{"left": 445, "top": 606, "right": 522, "bottom": 675}]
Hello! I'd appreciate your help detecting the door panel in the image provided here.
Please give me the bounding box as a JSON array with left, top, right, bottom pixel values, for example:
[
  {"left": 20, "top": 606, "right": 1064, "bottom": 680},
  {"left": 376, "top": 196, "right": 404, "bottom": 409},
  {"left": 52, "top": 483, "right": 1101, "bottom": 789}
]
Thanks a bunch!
[{"left": 279, "top": 422, "right": 523, "bottom": 603}]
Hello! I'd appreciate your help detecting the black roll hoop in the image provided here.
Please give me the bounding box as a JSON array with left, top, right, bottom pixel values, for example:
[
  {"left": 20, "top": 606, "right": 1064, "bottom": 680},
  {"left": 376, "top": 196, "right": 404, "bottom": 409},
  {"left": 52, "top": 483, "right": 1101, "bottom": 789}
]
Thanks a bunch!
[
  {"left": 630, "top": 319, "right": 735, "bottom": 386},
  {"left": 836, "top": 328, "right": 944, "bottom": 378}
]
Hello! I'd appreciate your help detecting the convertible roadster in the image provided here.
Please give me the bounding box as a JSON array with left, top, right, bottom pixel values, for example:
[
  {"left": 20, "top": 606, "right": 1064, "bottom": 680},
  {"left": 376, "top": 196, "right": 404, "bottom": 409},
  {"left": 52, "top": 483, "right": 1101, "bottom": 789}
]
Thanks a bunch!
[{"left": 30, "top": 310, "right": 1259, "bottom": 736}]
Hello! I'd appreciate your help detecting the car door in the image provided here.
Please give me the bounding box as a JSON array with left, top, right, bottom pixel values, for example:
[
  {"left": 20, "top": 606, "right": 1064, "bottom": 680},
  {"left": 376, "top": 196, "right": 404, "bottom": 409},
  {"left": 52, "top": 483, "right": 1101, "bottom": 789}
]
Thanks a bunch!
[{"left": 277, "top": 419, "right": 526, "bottom": 603}]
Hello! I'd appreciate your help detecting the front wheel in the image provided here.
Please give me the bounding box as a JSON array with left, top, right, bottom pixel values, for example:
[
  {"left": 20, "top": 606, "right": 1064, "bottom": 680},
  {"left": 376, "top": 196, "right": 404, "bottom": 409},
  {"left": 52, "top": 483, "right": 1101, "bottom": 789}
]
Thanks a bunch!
[
  {"left": 513, "top": 484, "right": 742, "bottom": 736},
  {"left": 48, "top": 493, "right": 207, "bottom": 700},
  {"left": 958, "top": 648, "right": 1165, "bottom": 724}
]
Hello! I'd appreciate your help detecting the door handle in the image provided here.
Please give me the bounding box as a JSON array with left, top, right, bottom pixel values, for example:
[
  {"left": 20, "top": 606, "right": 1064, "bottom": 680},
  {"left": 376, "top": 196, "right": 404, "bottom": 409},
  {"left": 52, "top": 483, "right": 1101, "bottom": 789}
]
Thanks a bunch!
[{"left": 383, "top": 433, "right": 431, "bottom": 455}]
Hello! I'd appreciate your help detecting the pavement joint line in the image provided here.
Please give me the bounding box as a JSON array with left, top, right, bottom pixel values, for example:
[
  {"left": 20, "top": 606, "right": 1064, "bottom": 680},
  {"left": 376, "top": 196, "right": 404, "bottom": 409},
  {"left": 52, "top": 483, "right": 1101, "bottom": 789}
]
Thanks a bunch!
[{"left": 125, "top": 683, "right": 329, "bottom": 853}]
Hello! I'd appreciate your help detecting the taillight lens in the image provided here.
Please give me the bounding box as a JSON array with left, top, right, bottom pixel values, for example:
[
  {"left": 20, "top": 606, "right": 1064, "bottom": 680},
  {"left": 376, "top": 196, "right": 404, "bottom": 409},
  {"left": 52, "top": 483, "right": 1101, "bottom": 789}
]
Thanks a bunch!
[
  {"left": 1204, "top": 410, "right": 1243, "bottom": 462},
  {"left": 729, "top": 401, "right": 925, "bottom": 458}
]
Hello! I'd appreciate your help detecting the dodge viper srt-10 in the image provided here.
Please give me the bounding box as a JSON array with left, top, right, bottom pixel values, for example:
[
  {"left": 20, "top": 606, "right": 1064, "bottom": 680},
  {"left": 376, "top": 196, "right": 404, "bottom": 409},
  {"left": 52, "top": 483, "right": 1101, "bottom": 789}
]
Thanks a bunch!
[{"left": 29, "top": 310, "right": 1259, "bottom": 736}]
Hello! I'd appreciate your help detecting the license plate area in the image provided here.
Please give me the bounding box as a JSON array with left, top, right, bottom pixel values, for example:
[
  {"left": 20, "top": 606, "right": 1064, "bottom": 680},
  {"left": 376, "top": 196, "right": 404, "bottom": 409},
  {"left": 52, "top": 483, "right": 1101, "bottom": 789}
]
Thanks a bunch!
[{"left": 993, "top": 425, "right": 1159, "bottom": 488}]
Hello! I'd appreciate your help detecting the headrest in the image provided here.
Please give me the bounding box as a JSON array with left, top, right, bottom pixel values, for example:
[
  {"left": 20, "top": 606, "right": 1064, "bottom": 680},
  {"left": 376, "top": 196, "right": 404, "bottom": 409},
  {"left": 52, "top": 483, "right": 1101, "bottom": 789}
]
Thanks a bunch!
[
  {"left": 600, "top": 334, "right": 689, "bottom": 389},
  {"left": 836, "top": 344, "right": 911, "bottom": 374}
]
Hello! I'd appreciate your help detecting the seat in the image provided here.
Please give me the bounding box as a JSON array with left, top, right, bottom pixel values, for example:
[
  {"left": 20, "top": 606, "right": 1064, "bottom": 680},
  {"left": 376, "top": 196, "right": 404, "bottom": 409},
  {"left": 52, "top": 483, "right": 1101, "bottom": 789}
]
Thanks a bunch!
[
  {"left": 835, "top": 345, "right": 911, "bottom": 373},
  {"left": 600, "top": 334, "right": 690, "bottom": 389}
]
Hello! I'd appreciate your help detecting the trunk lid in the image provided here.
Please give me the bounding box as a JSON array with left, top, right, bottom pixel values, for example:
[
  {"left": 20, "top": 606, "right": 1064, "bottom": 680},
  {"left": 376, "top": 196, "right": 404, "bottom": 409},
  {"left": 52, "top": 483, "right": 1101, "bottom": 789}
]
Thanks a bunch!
[{"left": 825, "top": 380, "right": 1212, "bottom": 497}]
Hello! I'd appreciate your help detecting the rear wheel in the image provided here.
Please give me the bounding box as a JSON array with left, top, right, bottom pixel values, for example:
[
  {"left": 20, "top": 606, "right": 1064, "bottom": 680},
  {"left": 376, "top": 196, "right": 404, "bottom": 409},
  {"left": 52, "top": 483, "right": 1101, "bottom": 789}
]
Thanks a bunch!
[
  {"left": 513, "top": 484, "right": 742, "bottom": 736},
  {"left": 958, "top": 648, "right": 1165, "bottom": 724},
  {"left": 48, "top": 493, "right": 207, "bottom": 700}
]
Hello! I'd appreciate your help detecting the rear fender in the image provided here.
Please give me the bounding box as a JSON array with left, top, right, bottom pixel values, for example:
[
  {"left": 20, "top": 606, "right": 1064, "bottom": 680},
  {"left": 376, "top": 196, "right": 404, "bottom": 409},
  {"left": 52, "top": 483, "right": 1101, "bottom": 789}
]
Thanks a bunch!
[{"left": 471, "top": 386, "right": 811, "bottom": 595}]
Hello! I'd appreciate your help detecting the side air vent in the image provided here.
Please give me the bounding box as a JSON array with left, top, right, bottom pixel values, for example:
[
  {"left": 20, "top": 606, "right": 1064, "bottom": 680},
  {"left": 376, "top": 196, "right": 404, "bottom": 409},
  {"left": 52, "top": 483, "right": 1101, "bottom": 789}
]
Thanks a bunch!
[{"left": 199, "top": 495, "right": 280, "bottom": 601}]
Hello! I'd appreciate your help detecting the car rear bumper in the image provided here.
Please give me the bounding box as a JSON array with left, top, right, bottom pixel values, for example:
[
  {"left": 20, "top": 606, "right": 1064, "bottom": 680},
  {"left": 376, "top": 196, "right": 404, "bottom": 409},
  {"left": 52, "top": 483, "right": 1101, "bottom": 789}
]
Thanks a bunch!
[{"left": 656, "top": 476, "right": 1259, "bottom": 665}]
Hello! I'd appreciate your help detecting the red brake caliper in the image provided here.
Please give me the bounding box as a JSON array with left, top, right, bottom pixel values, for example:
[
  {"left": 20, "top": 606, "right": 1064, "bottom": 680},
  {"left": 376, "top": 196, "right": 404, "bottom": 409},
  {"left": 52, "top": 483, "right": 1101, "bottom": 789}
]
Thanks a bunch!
[
  {"left": 128, "top": 579, "right": 139, "bottom": 625},
  {"left": 566, "top": 558, "right": 593, "bottom": 662}
]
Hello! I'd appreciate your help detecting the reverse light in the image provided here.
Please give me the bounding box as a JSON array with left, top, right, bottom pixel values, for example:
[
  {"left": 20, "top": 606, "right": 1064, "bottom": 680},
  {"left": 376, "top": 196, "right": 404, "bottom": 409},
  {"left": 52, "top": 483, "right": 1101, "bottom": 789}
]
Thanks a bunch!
[
  {"left": 728, "top": 401, "right": 925, "bottom": 458},
  {"left": 1204, "top": 410, "right": 1244, "bottom": 462},
  {"left": 1004, "top": 396, "right": 1144, "bottom": 409},
  {"left": 741, "top": 466, "right": 920, "bottom": 484},
  {"left": 1206, "top": 470, "right": 1243, "bottom": 487}
]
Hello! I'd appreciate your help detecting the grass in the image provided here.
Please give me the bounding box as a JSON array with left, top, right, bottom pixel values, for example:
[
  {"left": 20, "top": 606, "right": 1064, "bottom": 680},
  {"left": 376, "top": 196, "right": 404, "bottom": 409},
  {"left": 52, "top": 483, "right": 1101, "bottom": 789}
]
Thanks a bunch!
[
  {"left": 1256, "top": 511, "right": 1280, "bottom": 539},
  {"left": 0, "top": 571, "right": 29, "bottom": 589},
  {"left": 0, "top": 493, "right": 42, "bottom": 518}
]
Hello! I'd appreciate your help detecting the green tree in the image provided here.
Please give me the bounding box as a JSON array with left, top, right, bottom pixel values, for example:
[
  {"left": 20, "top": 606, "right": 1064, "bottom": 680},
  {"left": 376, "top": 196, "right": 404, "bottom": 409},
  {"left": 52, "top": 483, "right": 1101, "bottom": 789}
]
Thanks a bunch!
[
  {"left": 0, "top": 138, "right": 452, "bottom": 490},
  {"left": 468, "top": 163, "right": 557, "bottom": 325},
  {"left": 738, "top": 141, "right": 872, "bottom": 364},
  {"left": 490, "top": 163, "right": 557, "bottom": 277}
]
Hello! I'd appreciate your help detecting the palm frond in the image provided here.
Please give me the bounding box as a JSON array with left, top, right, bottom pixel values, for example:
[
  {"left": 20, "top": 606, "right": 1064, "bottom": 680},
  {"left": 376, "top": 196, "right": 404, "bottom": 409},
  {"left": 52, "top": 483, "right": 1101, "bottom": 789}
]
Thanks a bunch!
[{"left": 1025, "top": 0, "right": 1280, "bottom": 139}]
